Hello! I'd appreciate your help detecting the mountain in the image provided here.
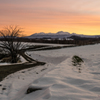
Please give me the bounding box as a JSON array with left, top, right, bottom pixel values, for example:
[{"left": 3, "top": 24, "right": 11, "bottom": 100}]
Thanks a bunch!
[{"left": 26, "top": 31, "right": 100, "bottom": 39}]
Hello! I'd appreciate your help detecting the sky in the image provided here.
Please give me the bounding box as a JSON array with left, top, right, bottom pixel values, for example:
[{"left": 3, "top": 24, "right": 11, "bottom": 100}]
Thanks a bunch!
[{"left": 0, "top": 0, "right": 100, "bottom": 36}]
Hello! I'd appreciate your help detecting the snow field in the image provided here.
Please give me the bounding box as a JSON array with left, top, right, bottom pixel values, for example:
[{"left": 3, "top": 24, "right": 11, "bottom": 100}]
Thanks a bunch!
[{"left": 0, "top": 43, "right": 100, "bottom": 100}]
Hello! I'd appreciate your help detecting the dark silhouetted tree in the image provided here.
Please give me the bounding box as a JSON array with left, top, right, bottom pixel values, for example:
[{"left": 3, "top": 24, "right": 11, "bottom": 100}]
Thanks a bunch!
[{"left": 0, "top": 26, "right": 24, "bottom": 63}]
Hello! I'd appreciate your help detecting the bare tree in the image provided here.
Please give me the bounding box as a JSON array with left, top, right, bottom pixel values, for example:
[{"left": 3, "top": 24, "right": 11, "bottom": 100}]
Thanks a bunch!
[{"left": 0, "top": 26, "right": 24, "bottom": 63}]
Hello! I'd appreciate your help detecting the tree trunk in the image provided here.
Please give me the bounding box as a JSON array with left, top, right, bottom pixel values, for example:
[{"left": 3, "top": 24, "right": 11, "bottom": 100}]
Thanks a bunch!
[{"left": 11, "top": 52, "right": 18, "bottom": 63}]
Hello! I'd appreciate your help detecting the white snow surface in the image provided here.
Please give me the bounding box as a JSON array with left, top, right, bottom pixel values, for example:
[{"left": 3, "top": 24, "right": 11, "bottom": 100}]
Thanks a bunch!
[{"left": 0, "top": 44, "right": 100, "bottom": 100}]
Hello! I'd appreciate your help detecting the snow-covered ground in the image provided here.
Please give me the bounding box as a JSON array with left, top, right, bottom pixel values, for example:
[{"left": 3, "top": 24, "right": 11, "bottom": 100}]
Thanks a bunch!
[{"left": 0, "top": 44, "right": 100, "bottom": 100}]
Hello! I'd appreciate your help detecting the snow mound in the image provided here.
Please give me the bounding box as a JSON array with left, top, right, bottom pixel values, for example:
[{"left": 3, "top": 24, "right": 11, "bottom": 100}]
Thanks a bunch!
[{"left": 21, "top": 57, "right": 100, "bottom": 100}]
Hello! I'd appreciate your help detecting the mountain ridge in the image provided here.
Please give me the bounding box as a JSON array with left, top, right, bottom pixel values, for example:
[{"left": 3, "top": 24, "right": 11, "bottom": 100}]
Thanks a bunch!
[{"left": 27, "top": 31, "right": 100, "bottom": 39}]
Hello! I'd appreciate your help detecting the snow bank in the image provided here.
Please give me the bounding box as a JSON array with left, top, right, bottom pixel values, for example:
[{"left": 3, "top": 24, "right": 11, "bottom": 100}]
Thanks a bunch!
[{"left": 0, "top": 63, "right": 55, "bottom": 100}]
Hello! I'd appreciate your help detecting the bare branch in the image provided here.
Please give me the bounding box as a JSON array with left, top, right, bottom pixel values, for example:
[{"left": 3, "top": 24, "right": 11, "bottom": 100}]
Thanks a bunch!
[{"left": 0, "top": 26, "right": 24, "bottom": 63}]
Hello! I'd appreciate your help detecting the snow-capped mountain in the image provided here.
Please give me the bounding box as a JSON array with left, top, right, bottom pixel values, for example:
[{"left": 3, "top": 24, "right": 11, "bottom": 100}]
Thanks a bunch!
[{"left": 27, "top": 31, "right": 100, "bottom": 39}]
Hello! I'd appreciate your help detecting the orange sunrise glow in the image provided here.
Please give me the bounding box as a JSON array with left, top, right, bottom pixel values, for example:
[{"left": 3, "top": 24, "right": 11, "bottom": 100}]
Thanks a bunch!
[{"left": 0, "top": 0, "right": 100, "bottom": 36}]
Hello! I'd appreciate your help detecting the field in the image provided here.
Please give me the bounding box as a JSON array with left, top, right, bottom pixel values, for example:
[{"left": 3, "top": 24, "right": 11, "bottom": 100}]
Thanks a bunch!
[{"left": 0, "top": 43, "right": 100, "bottom": 100}]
